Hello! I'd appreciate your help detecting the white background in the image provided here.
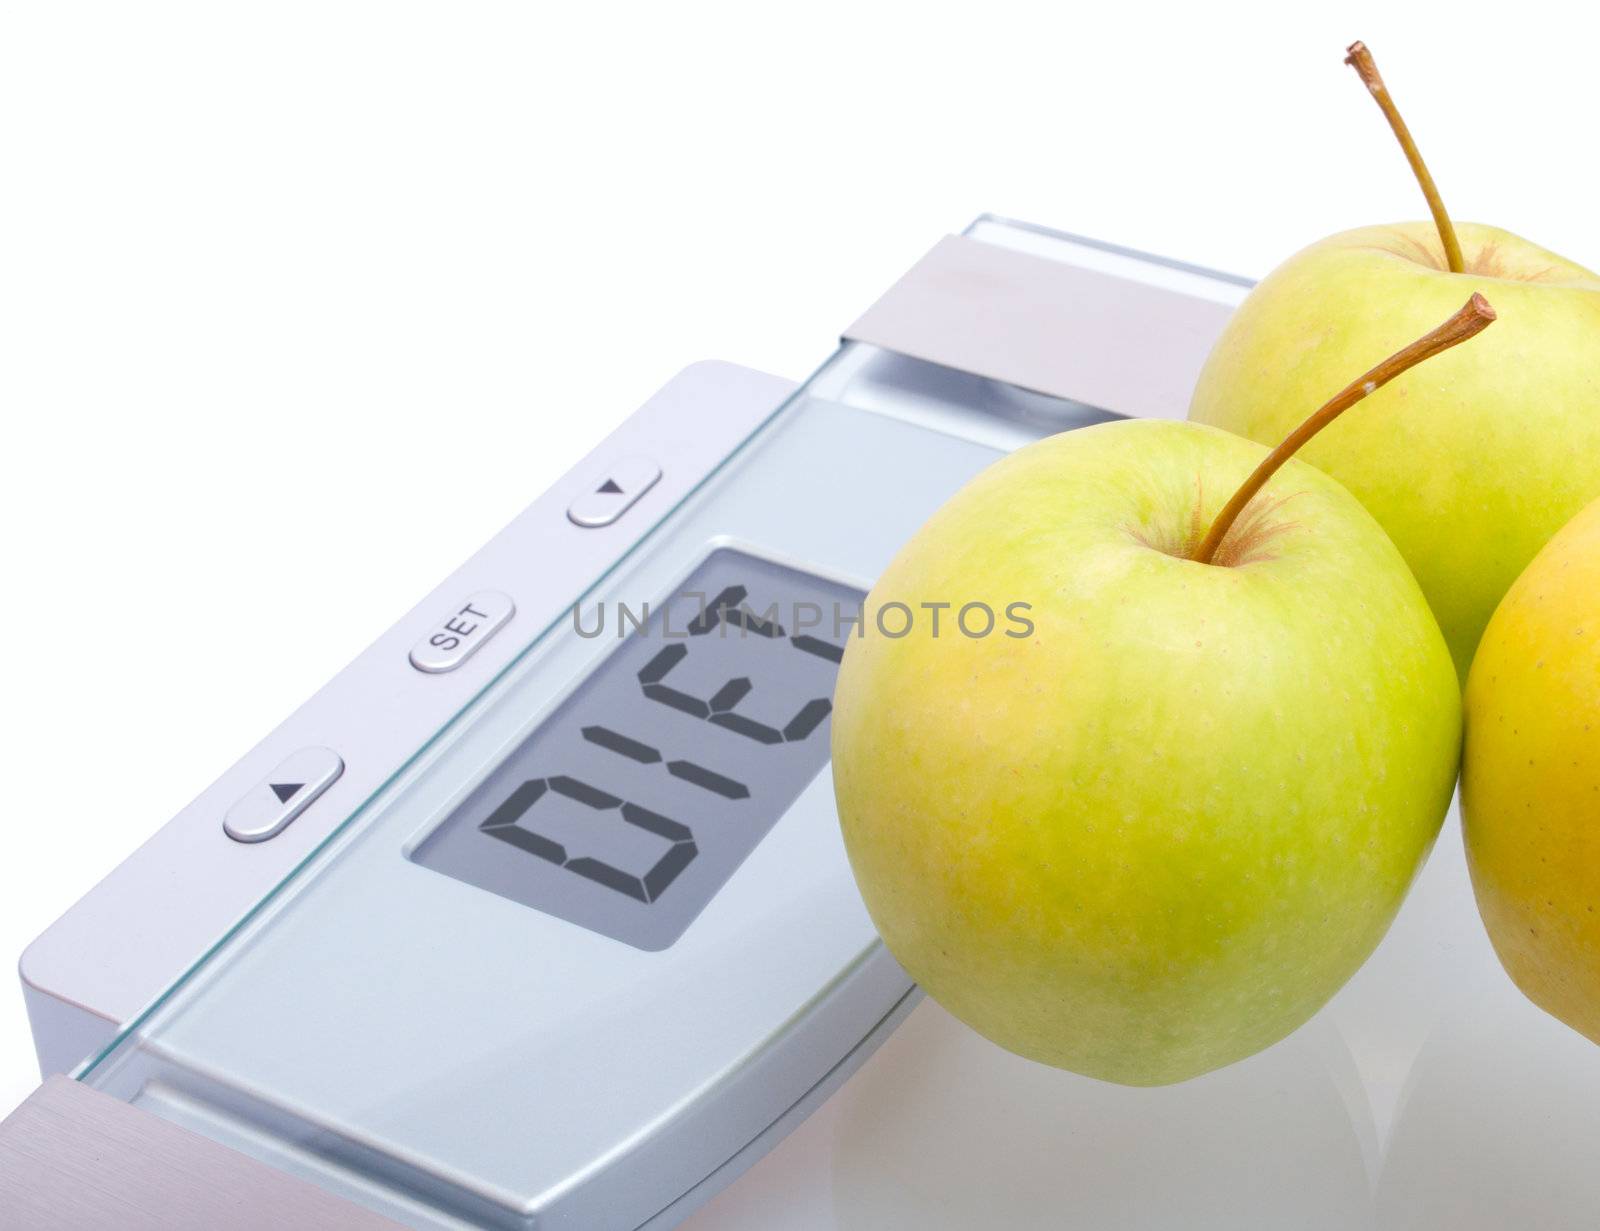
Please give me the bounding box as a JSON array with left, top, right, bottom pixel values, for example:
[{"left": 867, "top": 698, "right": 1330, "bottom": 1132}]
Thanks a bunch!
[{"left": 1, "top": 0, "right": 1594, "bottom": 1129}]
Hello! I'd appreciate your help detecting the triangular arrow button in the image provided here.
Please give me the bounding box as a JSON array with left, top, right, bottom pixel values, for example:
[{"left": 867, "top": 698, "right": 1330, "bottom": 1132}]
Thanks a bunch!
[
  {"left": 270, "top": 782, "right": 303, "bottom": 804},
  {"left": 597, "top": 479, "right": 623, "bottom": 494}
]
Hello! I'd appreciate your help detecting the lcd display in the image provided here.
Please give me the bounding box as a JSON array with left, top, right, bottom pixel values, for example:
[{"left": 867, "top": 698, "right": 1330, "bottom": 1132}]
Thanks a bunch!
[{"left": 411, "top": 549, "right": 864, "bottom": 950}]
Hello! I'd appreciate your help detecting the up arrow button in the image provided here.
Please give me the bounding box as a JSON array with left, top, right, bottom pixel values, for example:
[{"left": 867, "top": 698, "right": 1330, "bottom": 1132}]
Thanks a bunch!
[
  {"left": 568, "top": 457, "right": 662, "bottom": 528},
  {"left": 224, "top": 748, "right": 344, "bottom": 843}
]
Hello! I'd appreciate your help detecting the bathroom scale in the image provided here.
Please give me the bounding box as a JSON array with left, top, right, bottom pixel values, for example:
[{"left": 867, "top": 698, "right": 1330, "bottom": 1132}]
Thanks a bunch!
[{"left": 18, "top": 216, "right": 1590, "bottom": 1231}]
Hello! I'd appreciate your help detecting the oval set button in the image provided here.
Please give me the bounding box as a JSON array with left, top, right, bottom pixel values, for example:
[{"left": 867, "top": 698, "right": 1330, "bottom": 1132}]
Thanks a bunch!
[{"left": 409, "top": 590, "right": 516, "bottom": 674}]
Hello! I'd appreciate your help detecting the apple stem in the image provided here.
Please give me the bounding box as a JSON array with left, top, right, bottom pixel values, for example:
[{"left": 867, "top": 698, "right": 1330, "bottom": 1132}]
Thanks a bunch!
[
  {"left": 1345, "top": 41, "right": 1465, "bottom": 274},
  {"left": 1191, "top": 294, "right": 1496, "bottom": 567}
]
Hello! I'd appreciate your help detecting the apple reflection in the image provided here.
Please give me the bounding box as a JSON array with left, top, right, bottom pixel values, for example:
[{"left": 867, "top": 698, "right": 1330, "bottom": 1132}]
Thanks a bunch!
[
  {"left": 828, "top": 999, "right": 1376, "bottom": 1230},
  {"left": 1375, "top": 984, "right": 1600, "bottom": 1228}
]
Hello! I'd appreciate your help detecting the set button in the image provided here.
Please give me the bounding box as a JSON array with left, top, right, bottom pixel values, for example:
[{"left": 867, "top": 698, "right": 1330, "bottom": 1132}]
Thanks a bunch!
[
  {"left": 224, "top": 747, "right": 345, "bottom": 843},
  {"left": 567, "top": 457, "right": 662, "bottom": 528},
  {"left": 409, "top": 590, "right": 516, "bottom": 674}
]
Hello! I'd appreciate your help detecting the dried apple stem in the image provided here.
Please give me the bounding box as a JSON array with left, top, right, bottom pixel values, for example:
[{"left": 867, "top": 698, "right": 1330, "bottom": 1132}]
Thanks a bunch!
[
  {"left": 1192, "top": 294, "right": 1496, "bottom": 566},
  {"left": 1345, "top": 41, "right": 1465, "bottom": 274}
]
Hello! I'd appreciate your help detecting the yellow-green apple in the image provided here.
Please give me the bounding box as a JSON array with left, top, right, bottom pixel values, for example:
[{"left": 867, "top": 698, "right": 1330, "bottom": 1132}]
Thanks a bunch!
[
  {"left": 1463, "top": 496, "right": 1600, "bottom": 1044},
  {"left": 1190, "top": 43, "right": 1600, "bottom": 682},
  {"left": 833, "top": 300, "right": 1488, "bottom": 1086}
]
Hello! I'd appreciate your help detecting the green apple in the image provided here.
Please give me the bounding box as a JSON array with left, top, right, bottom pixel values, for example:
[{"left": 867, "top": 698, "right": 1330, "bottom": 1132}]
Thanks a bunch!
[
  {"left": 1463, "top": 495, "right": 1600, "bottom": 1044},
  {"left": 832, "top": 304, "right": 1483, "bottom": 1086},
  {"left": 1190, "top": 43, "right": 1600, "bottom": 682},
  {"left": 1192, "top": 223, "right": 1600, "bottom": 683}
]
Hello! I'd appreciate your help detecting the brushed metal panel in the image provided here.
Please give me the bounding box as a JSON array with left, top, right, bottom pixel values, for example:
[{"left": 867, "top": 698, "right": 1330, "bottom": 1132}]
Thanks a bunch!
[
  {"left": 0, "top": 1077, "right": 406, "bottom": 1230},
  {"left": 844, "top": 233, "right": 1238, "bottom": 421}
]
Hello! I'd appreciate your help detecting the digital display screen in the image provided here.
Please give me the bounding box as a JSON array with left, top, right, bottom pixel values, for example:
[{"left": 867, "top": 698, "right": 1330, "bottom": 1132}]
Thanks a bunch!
[{"left": 411, "top": 549, "right": 863, "bottom": 950}]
